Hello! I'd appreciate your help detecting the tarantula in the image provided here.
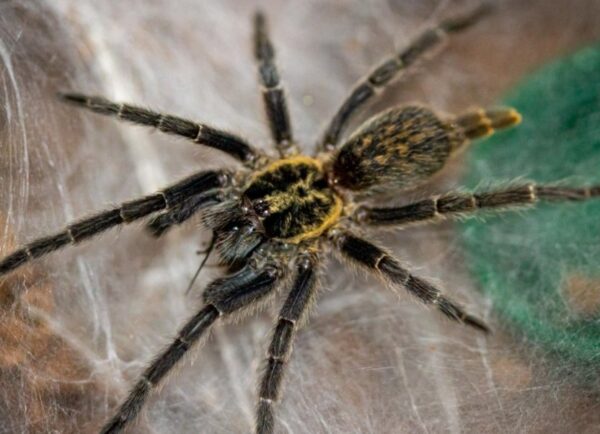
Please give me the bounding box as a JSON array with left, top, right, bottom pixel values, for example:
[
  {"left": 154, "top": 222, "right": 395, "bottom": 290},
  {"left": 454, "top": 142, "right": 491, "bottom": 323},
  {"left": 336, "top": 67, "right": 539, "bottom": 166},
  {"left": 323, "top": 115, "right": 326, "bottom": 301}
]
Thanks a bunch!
[{"left": 1, "top": 4, "right": 598, "bottom": 434}]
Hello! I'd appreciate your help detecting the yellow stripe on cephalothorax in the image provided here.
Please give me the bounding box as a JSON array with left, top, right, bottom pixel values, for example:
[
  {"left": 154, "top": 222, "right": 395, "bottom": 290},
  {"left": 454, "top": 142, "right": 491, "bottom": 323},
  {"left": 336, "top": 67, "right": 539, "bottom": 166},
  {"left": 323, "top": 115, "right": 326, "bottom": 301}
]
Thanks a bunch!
[
  {"left": 283, "top": 194, "right": 343, "bottom": 244},
  {"left": 244, "top": 154, "right": 344, "bottom": 244}
]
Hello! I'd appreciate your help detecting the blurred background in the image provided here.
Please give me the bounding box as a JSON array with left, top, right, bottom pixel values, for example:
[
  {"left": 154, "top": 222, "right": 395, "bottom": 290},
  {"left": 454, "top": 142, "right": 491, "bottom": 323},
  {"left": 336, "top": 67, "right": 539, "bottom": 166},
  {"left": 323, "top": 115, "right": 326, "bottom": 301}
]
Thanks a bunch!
[{"left": 0, "top": 0, "right": 599, "bottom": 433}]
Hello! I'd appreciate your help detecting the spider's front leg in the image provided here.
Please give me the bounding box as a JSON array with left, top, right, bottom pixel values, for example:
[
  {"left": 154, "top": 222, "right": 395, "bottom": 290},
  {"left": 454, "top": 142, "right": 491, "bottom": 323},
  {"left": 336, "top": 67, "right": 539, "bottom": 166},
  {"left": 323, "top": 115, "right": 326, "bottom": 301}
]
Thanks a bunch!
[
  {"left": 100, "top": 260, "right": 286, "bottom": 434},
  {"left": 253, "top": 11, "right": 295, "bottom": 157},
  {"left": 331, "top": 229, "right": 489, "bottom": 333},
  {"left": 0, "top": 170, "right": 227, "bottom": 279},
  {"left": 329, "top": 105, "right": 520, "bottom": 193},
  {"left": 255, "top": 253, "right": 319, "bottom": 434}
]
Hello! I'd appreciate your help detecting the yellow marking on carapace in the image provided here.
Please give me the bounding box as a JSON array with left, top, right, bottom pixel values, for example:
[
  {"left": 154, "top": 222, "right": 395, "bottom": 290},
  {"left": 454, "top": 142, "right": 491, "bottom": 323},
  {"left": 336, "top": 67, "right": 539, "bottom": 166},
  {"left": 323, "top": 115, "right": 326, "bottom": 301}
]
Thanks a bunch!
[
  {"left": 283, "top": 194, "right": 343, "bottom": 244},
  {"left": 250, "top": 155, "right": 344, "bottom": 244}
]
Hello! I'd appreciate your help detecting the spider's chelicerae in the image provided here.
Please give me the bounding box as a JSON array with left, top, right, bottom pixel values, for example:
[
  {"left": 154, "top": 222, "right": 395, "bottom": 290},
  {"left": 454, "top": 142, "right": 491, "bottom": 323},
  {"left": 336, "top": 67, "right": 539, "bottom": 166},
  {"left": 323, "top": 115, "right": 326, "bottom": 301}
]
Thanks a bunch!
[{"left": 1, "top": 4, "right": 599, "bottom": 434}]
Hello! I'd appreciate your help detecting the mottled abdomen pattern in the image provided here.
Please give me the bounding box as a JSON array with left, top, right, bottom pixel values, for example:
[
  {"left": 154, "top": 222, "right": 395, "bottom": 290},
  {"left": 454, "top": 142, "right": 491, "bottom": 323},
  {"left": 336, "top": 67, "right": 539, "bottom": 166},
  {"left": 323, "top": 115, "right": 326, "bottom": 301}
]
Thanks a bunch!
[
  {"left": 244, "top": 157, "right": 341, "bottom": 242},
  {"left": 331, "top": 106, "right": 463, "bottom": 191}
]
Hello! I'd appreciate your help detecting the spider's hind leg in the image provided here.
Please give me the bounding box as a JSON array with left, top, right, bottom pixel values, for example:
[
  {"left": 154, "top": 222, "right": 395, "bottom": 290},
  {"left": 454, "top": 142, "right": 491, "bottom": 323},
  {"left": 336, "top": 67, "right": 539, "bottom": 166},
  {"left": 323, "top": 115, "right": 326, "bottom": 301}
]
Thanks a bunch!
[
  {"left": 355, "top": 183, "right": 600, "bottom": 228},
  {"left": 332, "top": 230, "right": 489, "bottom": 333},
  {"left": 100, "top": 260, "right": 285, "bottom": 434},
  {"left": 256, "top": 253, "right": 320, "bottom": 434}
]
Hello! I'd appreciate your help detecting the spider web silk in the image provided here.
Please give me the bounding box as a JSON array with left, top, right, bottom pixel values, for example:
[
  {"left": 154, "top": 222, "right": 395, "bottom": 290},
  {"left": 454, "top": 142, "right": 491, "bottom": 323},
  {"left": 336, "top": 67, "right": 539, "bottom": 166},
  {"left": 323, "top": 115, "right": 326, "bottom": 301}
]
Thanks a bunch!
[{"left": 0, "top": 0, "right": 599, "bottom": 433}]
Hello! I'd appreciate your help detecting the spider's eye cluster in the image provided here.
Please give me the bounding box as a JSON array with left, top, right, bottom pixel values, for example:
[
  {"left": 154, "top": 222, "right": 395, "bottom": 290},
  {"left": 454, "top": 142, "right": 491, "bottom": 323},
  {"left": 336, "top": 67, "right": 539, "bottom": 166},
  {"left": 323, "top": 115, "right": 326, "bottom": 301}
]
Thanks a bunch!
[{"left": 252, "top": 199, "right": 271, "bottom": 217}]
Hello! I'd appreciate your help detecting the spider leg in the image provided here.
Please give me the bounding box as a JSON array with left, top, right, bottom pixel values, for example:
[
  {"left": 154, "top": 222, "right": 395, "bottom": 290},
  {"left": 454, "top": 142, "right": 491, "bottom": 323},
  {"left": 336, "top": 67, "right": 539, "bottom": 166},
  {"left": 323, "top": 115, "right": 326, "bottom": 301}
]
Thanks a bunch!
[
  {"left": 332, "top": 230, "right": 489, "bottom": 333},
  {"left": 59, "top": 93, "right": 259, "bottom": 166},
  {"left": 100, "top": 261, "right": 284, "bottom": 434},
  {"left": 0, "top": 170, "right": 227, "bottom": 278},
  {"left": 319, "top": 2, "right": 491, "bottom": 151},
  {"left": 253, "top": 11, "right": 295, "bottom": 156},
  {"left": 355, "top": 183, "right": 600, "bottom": 228},
  {"left": 255, "top": 253, "right": 319, "bottom": 434}
]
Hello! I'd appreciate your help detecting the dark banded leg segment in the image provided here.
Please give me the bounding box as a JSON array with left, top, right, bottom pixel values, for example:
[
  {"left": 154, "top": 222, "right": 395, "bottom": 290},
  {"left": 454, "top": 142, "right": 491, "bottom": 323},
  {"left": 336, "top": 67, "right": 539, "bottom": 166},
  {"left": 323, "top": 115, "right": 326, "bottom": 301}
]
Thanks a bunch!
[
  {"left": 253, "top": 11, "right": 295, "bottom": 156},
  {"left": 256, "top": 254, "right": 319, "bottom": 434},
  {"left": 100, "top": 305, "right": 219, "bottom": 434},
  {"left": 319, "top": 2, "right": 491, "bottom": 150},
  {"left": 59, "top": 93, "right": 258, "bottom": 165},
  {"left": 355, "top": 184, "right": 600, "bottom": 228},
  {"left": 333, "top": 231, "right": 489, "bottom": 333},
  {"left": 101, "top": 263, "right": 283, "bottom": 434},
  {"left": 0, "top": 171, "right": 227, "bottom": 277}
]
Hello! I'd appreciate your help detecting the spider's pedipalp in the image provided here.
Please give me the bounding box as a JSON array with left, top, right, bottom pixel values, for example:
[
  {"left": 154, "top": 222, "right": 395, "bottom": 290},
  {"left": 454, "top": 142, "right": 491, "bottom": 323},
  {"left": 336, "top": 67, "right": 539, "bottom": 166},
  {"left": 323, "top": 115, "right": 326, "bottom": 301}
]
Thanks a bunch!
[
  {"left": 355, "top": 183, "right": 600, "bottom": 228},
  {"left": 146, "top": 192, "right": 221, "bottom": 237},
  {"left": 333, "top": 230, "right": 489, "bottom": 333},
  {"left": 203, "top": 261, "right": 282, "bottom": 314},
  {"left": 319, "top": 2, "right": 490, "bottom": 151},
  {"left": 199, "top": 198, "right": 267, "bottom": 268},
  {"left": 256, "top": 253, "right": 319, "bottom": 434},
  {"left": 101, "top": 261, "right": 284, "bottom": 434},
  {"left": 253, "top": 11, "right": 295, "bottom": 156},
  {"left": 59, "top": 93, "right": 258, "bottom": 164},
  {"left": 0, "top": 170, "right": 226, "bottom": 278}
]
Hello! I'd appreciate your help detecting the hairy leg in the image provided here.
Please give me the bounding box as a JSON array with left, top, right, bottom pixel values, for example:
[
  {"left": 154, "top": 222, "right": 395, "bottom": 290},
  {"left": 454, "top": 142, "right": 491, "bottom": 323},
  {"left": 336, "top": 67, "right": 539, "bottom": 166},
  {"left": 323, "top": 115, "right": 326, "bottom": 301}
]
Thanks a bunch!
[
  {"left": 0, "top": 170, "right": 228, "bottom": 277},
  {"left": 355, "top": 183, "right": 600, "bottom": 227},
  {"left": 255, "top": 253, "right": 319, "bottom": 434},
  {"left": 101, "top": 262, "right": 284, "bottom": 434},
  {"left": 253, "top": 11, "right": 295, "bottom": 156},
  {"left": 332, "top": 230, "right": 489, "bottom": 332},
  {"left": 319, "top": 2, "right": 490, "bottom": 151}
]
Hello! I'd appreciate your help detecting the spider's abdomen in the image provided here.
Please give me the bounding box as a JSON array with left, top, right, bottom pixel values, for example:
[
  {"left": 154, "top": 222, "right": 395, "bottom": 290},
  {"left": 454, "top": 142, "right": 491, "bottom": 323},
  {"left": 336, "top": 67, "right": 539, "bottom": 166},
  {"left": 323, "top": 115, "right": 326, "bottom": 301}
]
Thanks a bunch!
[
  {"left": 244, "top": 156, "right": 342, "bottom": 243},
  {"left": 331, "top": 106, "right": 463, "bottom": 192}
]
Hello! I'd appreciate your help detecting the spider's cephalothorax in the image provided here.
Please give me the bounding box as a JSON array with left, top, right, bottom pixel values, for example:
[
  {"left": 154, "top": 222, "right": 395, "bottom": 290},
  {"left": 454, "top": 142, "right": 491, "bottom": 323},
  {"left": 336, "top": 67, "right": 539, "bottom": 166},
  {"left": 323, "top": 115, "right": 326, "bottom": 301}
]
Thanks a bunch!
[
  {"left": 242, "top": 156, "right": 341, "bottom": 241},
  {"left": 1, "top": 4, "right": 598, "bottom": 434},
  {"left": 199, "top": 156, "right": 342, "bottom": 268}
]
